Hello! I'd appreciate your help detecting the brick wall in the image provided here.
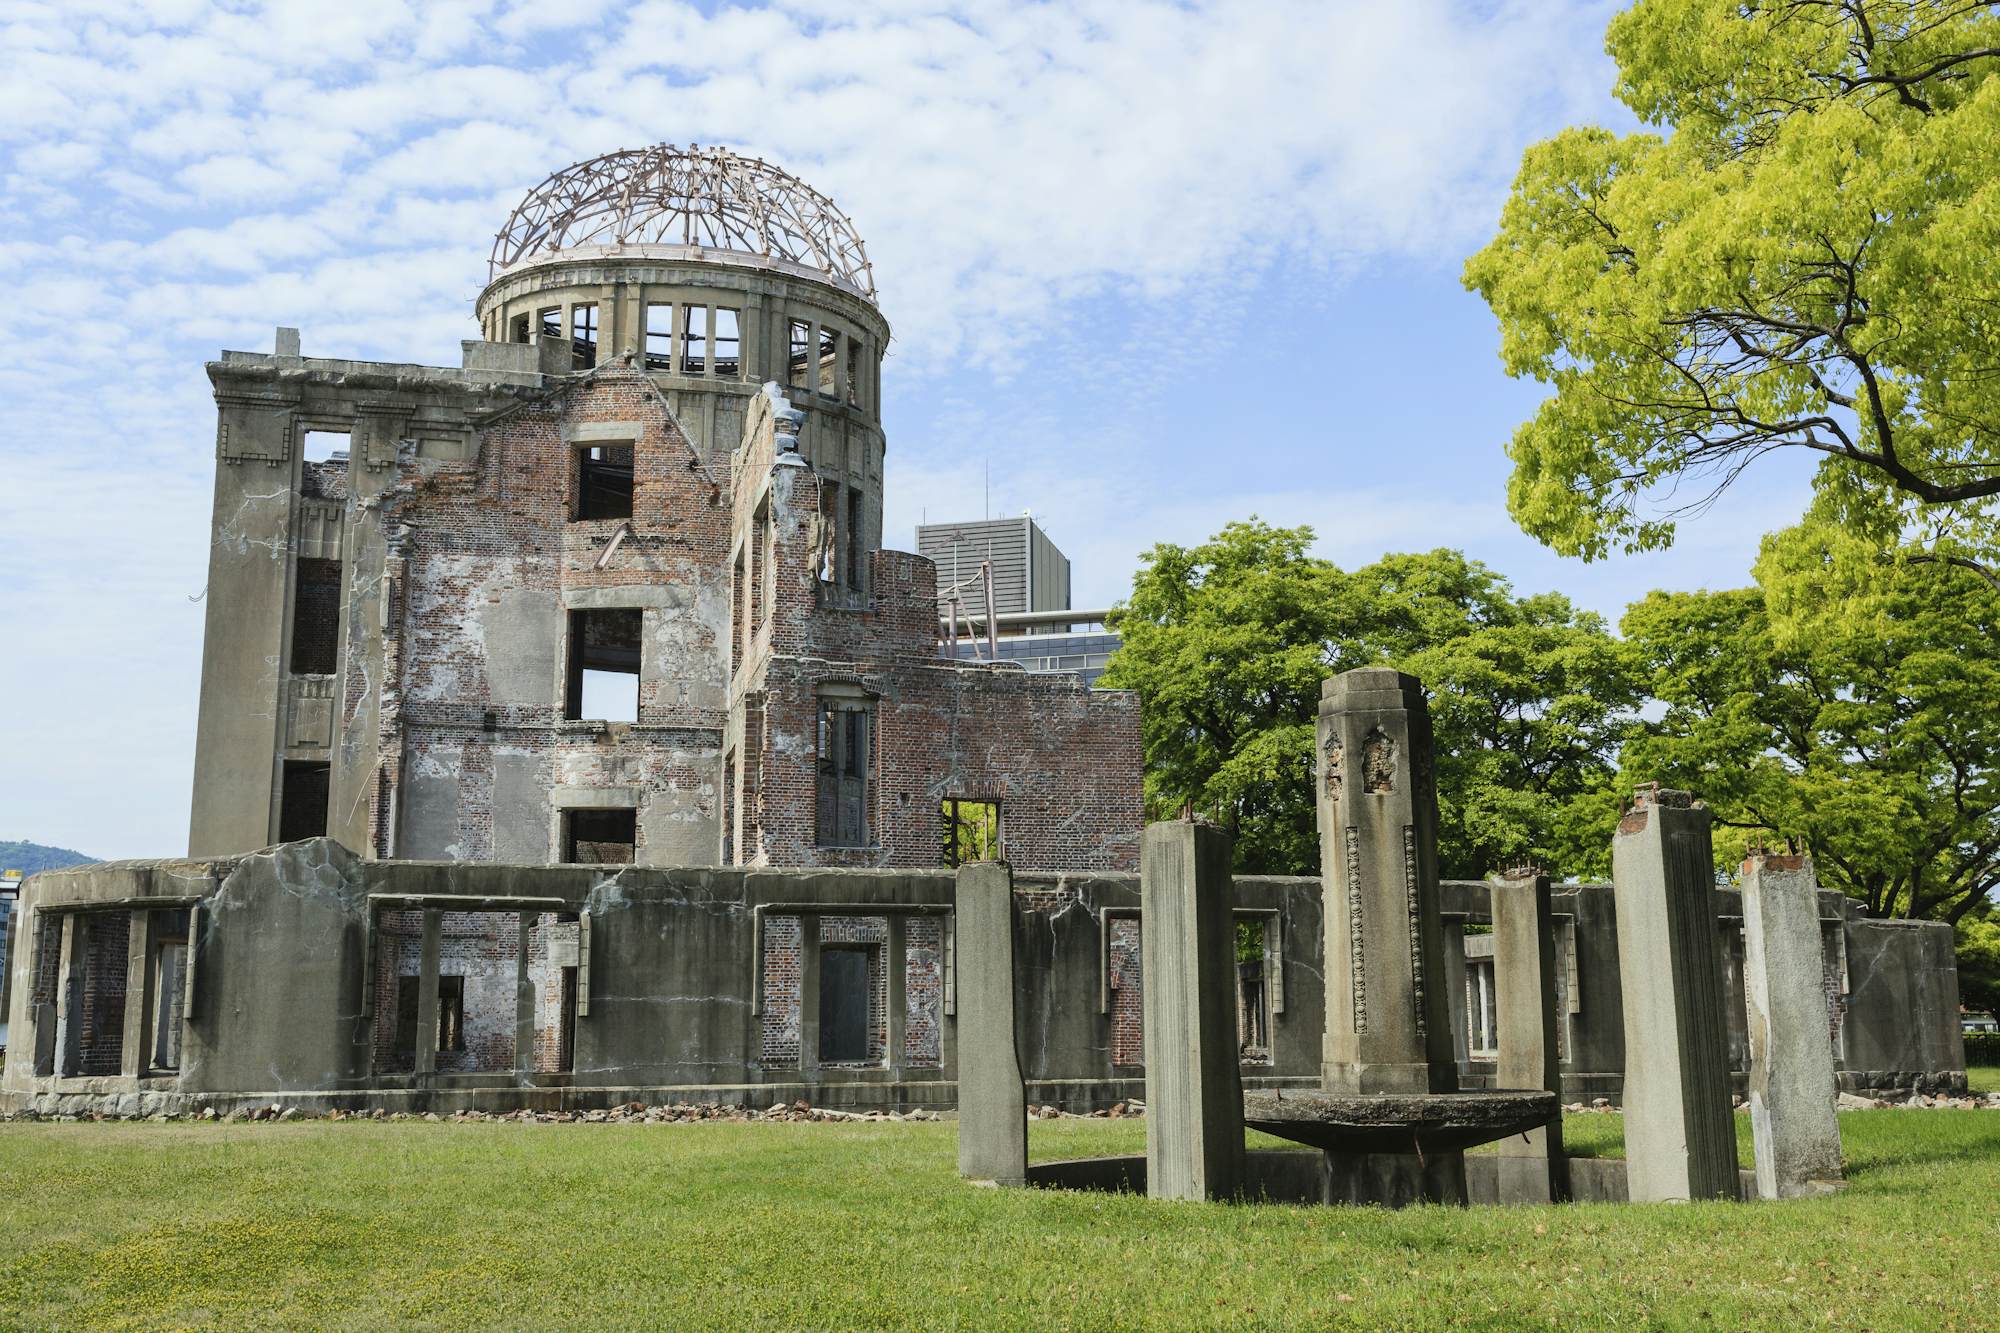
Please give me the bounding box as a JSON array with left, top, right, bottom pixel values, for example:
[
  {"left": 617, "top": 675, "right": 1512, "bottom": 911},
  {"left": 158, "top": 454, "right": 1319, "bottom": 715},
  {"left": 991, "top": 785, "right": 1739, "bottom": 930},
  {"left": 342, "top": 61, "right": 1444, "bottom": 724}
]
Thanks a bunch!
[
  {"left": 75, "top": 913, "right": 130, "bottom": 1077},
  {"left": 904, "top": 915, "right": 943, "bottom": 1068},
  {"left": 1108, "top": 916, "right": 1143, "bottom": 1067},
  {"left": 760, "top": 914, "right": 802, "bottom": 1066}
]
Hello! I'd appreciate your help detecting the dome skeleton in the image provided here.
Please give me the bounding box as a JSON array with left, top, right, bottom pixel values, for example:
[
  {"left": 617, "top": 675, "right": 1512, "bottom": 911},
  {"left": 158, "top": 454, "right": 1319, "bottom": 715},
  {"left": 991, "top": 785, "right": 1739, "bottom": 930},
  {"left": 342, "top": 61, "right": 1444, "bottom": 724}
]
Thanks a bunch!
[{"left": 490, "top": 145, "right": 876, "bottom": 301}]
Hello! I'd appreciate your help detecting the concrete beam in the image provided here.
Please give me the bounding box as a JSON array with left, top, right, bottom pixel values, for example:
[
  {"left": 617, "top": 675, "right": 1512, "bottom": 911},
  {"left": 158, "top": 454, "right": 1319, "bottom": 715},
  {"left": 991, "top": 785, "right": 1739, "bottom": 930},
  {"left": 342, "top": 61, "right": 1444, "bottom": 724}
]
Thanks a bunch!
[
  {"left": 1611, "top": 789, "right": 1740, "bottom": 1203},
  {"left": 1491, "top": 872, "right": 1568, "bottom": 1204},
  {"left": 1741, "top": 853, "right": 1844, "bottom": 1199},
  {"left": 1141, "top": 820, "right": 1244, "bottom": 1202},
  {"left": 955, "top": 861, "right": 1026, "bottom": 1186}
]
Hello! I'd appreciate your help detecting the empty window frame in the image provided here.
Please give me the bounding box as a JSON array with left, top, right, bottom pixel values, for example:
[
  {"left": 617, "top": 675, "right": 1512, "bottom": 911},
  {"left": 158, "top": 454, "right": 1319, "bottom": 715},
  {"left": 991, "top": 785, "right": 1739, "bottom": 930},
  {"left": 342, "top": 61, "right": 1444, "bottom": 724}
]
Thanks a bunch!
[
  {"left": 846, "top": 338, "right": 860, "bottom": 406},
  {"left": 815, "top": 696, "right": 873, "bottom": 848},
  {"left": 681, "top": 303, "right": 708, "bottom": 375},
  {"left": 436, "top": 975, "right": 466, "bottom": 1052},
  {"left": 570, "top": 302, "right": 598, "bottom": 370},
  {"left": 1236, "top": 917, "right": 1272, "bottom": 1061},
  {"left": 820, "top": 481, "right": 841, "bottom": 583},
  {"left": 151, "top": 926, "right": 189, "bottom": 1072},
  {"left": 817, "top": 326, "right": 838, "bottom": 398},
  {"left": 565, "top": 608, "right": 642, "bottom": 722},
  {"left": 290, "top": 556, "right": 342, "bottom": 675},
  {"left": 751, "top": 503, "right": 770, "bottom": 632},
  {"left": 509, "top": 312, "right": 532, "bottom": 344},
  {"left": 301, "top": 430, "right": 348, "bottom": 464},
  {"left": 644, "top": 302, "right": 674, "bottom": 372},
  {"left": 575, "top": 444, "right": 634, "bottom": 521},
  {"left": 279, "top": 760, "right": 330, "bottom": 841},
  {"left": 788, "top": 320, "right": 810, "bottom": 389},
  {"left": 563, "top": 808, "right": 637, "bottom": 864},
  {"left": 846, "top": 488, "right": 863, "bottom": 591},
  {"left": 941, "top": 798, "right": 999, "bottom": 867},
  {"left": 538, "top": 307, "right": 562, "bottom": 340},
  {"left": 714, "top": 307, "right": 741, "bottom": 378}
]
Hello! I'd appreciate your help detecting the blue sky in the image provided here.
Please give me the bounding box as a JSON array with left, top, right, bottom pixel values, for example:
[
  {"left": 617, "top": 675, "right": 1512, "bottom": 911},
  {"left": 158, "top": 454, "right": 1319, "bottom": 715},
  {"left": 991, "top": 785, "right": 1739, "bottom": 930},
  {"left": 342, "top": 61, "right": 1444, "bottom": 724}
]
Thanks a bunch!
[{"left": 0, "top": 0, "right": 1814, "bottom": 860}]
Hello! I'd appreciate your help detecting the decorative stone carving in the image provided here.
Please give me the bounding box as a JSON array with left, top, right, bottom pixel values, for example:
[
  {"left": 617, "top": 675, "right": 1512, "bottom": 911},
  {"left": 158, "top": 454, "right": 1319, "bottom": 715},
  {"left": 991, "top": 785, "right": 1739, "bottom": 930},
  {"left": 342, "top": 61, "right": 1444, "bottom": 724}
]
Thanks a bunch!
[
  {"left": 1403, "top": 825, "right": 1425, "bottom": 1037},
  {"left": 1345, "top": 825, "right": 1367, "bottom": 1034},
  {"left": 1363, "top": 727, "right": 1396, "bottom": 794},
  {"left": 1321, "top": 730, "right": 1343, "bottom": 801}
]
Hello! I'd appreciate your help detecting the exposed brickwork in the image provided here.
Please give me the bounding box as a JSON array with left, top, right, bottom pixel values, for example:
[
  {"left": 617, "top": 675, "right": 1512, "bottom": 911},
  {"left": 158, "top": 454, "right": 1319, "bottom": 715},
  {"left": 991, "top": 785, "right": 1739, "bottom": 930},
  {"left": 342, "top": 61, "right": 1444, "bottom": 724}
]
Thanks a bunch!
[
  {"left": 290, "top": 557, "right": 342, "bottom": 675},
  {"left": 1108, "top": 916, "right": 1143, "bottom": 1067},
  {"left": 904, "top": 915, "right": 943, "bottom": 1068},
  {"left": 75, "top": 913, "right": 130, "bottom": 1077},
  {"left": 370, "top": 909, "right": 527, "bottom": 1074},
  {"left": 760, "top": 914, "right": 802, "bottom": 1066}
]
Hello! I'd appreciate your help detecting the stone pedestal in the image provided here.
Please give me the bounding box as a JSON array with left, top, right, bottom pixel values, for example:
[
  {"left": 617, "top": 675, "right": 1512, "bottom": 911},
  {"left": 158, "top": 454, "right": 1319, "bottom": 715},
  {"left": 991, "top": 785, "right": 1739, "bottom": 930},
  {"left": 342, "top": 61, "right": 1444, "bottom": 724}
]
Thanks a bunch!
[
  {"left": 1141, "top": 821, "right": 1243, "bottom": 1202},
  {"left": 1611, "top": 789, "right": 1740, "bottom": 1202},
  {"left": 1741, "top": 853, "right": 1843, "bottom": 1199},
  {"left": 1491, "top": 871, "right": 1569, "bottom": 1204},
  {"left": 1314, "top": 669, "right": 1463, "bottom": 1203},
  {"left": 955, "top": 861, "right": 1026, "bottom": 1187}
]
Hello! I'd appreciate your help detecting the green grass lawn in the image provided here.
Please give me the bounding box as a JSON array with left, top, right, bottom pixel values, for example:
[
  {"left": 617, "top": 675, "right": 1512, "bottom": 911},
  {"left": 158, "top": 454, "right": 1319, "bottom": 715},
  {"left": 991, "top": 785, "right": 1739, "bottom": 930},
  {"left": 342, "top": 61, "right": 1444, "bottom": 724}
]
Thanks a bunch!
[
  {"left": 1969, "top": 1064, "right": 2000, "bottom": 1093},
  {"left": 1, "top": 1111, "right": 1995, "bottom": 1330}
]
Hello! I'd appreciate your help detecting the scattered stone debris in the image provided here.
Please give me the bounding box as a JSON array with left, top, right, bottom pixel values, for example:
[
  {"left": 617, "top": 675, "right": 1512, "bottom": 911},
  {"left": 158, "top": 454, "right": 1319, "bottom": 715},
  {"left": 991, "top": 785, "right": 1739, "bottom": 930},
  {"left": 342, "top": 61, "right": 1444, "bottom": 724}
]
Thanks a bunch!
[{"left": 0, "top": 1095, "right": 1160, "bottom": 1124}]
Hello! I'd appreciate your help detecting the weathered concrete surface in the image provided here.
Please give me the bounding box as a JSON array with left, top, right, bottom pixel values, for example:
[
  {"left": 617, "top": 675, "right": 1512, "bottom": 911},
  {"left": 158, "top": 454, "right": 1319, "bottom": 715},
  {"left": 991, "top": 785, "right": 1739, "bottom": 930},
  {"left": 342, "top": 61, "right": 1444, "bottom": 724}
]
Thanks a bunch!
[
  {"left": 1316, "top": 669, "right": 1458, "bottom": 1095},
  {"left": 1741, "top": 854, "right": 1843, "bottom": 1199},
  {"left": 1140, "top": 821, "right": 1243, "bottom": 1201},
  {"left": 1840, "top": 918, "right": 1968, "bottom": 1093},
  {"left": 956, "top": 861, "right": 1026, "bottom": 1186},
  {"left": 1491, "top": 871, "right": 1568, "bottom": 1203},
  {"left": 1611, "top": 790, "right": 1740, "bottom": 1202}
]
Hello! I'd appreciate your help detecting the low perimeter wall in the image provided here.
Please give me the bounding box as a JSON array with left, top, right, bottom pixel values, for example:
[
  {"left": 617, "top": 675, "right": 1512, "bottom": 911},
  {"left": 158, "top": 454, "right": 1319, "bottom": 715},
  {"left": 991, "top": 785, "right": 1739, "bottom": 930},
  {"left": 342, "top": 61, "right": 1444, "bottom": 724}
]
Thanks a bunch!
[{"left": 0, "top": 840, "right": 1964, "bottom": 1115}]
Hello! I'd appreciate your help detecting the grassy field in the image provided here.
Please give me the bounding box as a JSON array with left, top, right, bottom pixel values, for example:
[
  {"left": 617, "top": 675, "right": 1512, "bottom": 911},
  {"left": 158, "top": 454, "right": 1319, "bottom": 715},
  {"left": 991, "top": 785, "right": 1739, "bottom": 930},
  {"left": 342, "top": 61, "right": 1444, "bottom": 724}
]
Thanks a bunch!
[
  {"left": 1969, "top": 1064, "right": 1999, "bottom": 1093},
  {"left": 1, "top": 1111, "right": 1995, "bottom": 1329}
]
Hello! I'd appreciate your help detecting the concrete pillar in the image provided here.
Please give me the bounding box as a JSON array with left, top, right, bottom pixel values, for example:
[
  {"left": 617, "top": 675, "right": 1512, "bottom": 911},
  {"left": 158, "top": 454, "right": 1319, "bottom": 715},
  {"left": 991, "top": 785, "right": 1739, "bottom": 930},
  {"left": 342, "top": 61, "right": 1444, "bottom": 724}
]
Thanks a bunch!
[
  {"left": 1611, "top": 788, "right": 1740, "bottom": 1202},
  {"left": 121, "top": 910, "right": 154, "bottom": 1079},
  {"left": 1741, "top": 853, "right": 1844, "bottom": 1199},
  {"left": 1141, "top": 820, "right": 1244, "bottom": 1202},
  {"left": 798, "top": 917, "right": 821, "bottom": 1078},
  {"left": 1491, "top": 871, "right": 1569, "bottom": 1204},
  {"left": 1440, "top": 913, "right": 1470, "bottom": 1080},
  {"left": 1317, "top": 668, "right": 1457, "bottom": 1094},
  {"left": 413, "top": 909, "right": 441, "bottom": 1080},
  {"left": 887, "top": 914, "right": 909, "bottom": 1081},
  {"left": 955, "top": 862, "right": 1026, "bottom": 1187}
]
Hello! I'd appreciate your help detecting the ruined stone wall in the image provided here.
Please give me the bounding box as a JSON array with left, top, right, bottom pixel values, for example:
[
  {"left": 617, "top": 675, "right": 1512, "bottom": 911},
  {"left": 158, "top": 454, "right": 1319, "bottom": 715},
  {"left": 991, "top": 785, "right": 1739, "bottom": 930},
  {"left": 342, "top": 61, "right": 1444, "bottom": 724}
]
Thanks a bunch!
[{"left": 380, "top": 366, "right": 733, "bottom": 864}]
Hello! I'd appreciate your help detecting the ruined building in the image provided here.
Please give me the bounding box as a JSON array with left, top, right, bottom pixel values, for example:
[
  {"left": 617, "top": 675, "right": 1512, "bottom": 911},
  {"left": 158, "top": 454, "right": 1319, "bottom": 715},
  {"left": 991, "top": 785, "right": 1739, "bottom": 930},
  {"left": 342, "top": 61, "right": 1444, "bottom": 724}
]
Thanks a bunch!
[
  {"left": 0, "top": 150, "right": 1964, "bottom": 1116},
  {"left": 185, "top": 145, "right": 1141, "bottom": 872}
]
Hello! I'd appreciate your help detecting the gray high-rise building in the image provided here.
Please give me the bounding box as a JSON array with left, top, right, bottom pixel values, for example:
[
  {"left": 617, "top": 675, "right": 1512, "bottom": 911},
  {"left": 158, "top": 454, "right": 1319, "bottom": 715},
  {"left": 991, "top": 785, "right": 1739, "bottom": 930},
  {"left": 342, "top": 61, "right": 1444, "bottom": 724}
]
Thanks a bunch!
[{"left": 917, "top": 515, "right": 1071, "bottom": 616}]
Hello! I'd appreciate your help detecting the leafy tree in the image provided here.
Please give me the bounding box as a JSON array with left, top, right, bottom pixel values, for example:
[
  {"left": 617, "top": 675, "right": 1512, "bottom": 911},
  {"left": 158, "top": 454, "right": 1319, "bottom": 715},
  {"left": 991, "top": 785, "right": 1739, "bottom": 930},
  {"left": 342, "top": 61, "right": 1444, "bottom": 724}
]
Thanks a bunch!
[
  {"left": 1620, "top": 544, "right": 2000, "bottom": 923},
  {"left": 1465, "top": 1, "right": 2000, "bottom": 583},
  {"left": 1957, "top": 909, "right": 2000, "bottom": 1017},
  {"left": 1101, "top": 523, "right": 1641, "bottom": 878}
]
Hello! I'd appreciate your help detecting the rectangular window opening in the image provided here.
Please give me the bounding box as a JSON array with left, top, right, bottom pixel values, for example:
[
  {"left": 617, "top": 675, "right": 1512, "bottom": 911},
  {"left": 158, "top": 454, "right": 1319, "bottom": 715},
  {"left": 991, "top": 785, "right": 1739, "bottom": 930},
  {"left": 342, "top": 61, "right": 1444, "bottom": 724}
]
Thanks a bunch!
[
  {"left": 681, "top": 304, "right": 708, "bottom": 375},
  {"left": 846, "top": 338, "right": 860, "bottom": 406},
  {"left": 817, "top": 327, "right": 838, "bottom": 398},
  {"left": 575, "top": 444, "right": 634, "bottom": 521},
  {"left": 436, "top": 974, "right": 465, "bottom": 1052},
  {"left": 509, "top": 312, "right": 531, "bottom": 344},
  {"left": 816, "top": 698, "right": 872, "bottom": 848},
  {"left": 570, "top": 302, "right": 598, "bottom": 370},
  {"left": 565, "top": 608, "right": 642, "bottom": 722},
  {"left": 846, "top": 488, "right": 863, "bottom": 590},
  {"left": 290, "top": 556, "right": 342, "bottom": 675},
  {"left": 644, "top": 302, "right": 673, "bottom": 372},
  {"left": 714, "top": 308, "right": 741, "bottom": 378},
  {"left": 788, "top": 320, "right": 810, "bottom": 389},
  {"left": 941, "top": 798, "right": 999, "bottom": 868},
  {"left": 538, "top": 307, "right": 562, "bottom": 340},
  {"left": 280, "top": 760, "right": 330, "bottom": 842},
  {"left": 563, "top": 808, "right": 637, "bottom": 865},
  {"left": 819, "top": 944, "right": 874, "bottom": 1064},
  {"left": 302, "top": 430, "right": 348, "bottom": 464},
  {"left": 1236, "top": 918, "right": 1272, "bottom": 1062}
]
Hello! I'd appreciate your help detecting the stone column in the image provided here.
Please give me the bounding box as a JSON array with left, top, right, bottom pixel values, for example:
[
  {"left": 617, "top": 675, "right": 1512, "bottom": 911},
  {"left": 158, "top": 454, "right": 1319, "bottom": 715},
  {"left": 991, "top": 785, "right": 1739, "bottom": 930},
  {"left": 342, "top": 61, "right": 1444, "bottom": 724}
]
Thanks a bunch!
[
  {"left": 1740, "top": 852, "right": 1844, "bottom": 1199},
  {"left": 1491, "top": 870, "right": 1569, "bottom": 1204},
  {"left": 956, "top": 862, "right": 1026, "bottom": 1187},
  {"left": 1317, "top": 668, "right": 1457, "bottom": 1093},
  {"left": 1611, "top": 788, "right": 1740, "bottom": 1202},
  {"left": 1141, "top": 820, "right": 1244, "bottom": 1202}
]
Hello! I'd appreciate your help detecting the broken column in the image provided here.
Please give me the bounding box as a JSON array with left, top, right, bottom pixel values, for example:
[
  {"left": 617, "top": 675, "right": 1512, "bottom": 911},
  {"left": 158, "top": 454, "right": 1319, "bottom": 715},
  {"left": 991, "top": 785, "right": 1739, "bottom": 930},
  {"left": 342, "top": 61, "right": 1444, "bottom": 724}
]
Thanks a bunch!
[
  {"left": 955, "top": 860, "right": 1026, "bottom": 1187},
  {"left": 1141, "top": 819, "right": 1243, "bottom": 1202},
  {"left": 1317, "top": 668, "right": 1463, "bottom": 1204},
  {"left": 1491, "top": 869, "right": 1569, "bottom": 1204},
  {"left": 1740, "top": 852, "right": 1844, "bottom": 1199},
  {"left": 1611, "top": 787, "right": 1740, "bottom": 1202}
]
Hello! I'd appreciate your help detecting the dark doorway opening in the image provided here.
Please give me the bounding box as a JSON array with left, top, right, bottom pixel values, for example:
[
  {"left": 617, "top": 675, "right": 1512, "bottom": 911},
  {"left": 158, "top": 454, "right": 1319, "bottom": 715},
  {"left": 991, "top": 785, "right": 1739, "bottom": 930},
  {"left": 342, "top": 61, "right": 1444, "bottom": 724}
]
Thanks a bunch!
[
  {"left": 280, "top": 761, "right": 330, "bottom": 841},
  {"left": 820, "top": 945, "right": 872, "bottom": 1064},
  {"left": 564, "top": 808, "right": 637, "bottom": 864}
]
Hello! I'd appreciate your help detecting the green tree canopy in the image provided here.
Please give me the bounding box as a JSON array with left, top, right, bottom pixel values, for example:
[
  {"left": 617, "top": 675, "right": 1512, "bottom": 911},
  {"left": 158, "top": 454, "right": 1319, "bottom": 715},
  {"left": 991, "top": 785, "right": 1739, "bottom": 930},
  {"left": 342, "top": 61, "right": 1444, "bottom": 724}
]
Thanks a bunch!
[
  {"left": 1620, "top": 542, "right": 2000, "bottom": 923},
  {"left": 1465, "top": 1, "right": 2000, "bottom": 582},
  {"left": 1100, "top": 522, "right": 1641, "bottom": 878}
]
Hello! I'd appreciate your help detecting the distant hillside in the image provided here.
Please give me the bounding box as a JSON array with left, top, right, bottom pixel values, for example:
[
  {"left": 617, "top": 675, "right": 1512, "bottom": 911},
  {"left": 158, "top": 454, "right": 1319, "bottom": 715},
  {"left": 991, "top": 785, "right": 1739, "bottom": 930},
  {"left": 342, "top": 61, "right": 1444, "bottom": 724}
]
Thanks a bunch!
[{"left": 0, "top": 841, "right": 96, "bottom": 876}]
